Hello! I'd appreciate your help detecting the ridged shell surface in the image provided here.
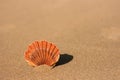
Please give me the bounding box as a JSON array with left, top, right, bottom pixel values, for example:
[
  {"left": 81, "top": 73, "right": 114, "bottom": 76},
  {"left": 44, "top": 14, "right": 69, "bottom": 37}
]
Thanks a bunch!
[{"left": 24, "top": 41, "right": 60, "bottom": 67}]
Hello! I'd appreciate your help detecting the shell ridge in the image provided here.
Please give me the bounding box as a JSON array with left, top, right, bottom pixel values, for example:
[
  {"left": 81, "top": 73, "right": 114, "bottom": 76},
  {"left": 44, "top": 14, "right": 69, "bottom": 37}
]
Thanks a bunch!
[
  {"left": 33, "top": 42, "right": 40, "bottom": 60},
  {"left": 47, "top": 43, "right": 52, "bottom": 65},
  {"left": 24, "top": 45, "right": 35, "bottom": 64},
  {"left": 48, "top": 44, "right": 56, "bottom": 65},
  {"left": 52, "top": 48, "right": 58, "bottom": 58},
  {"left": 46, "top": 42, "right": 51, "bottom": 65},
  {"left": 34, "top": 51, "right": 41, "bottom": 65},
  {"left": 43, "top": 41, "right": 47, "bottom": 64},
  {"left": 48, "top": 43, "right": 52, "bottom": 55},
  {"left": 38, "top": 42, "right": 43, "bottom": 65},
  {"left": 41, "top": 41, "right": 45, "bottom": 64},
  {"left": 45, "top": 41, "right": 48, "bottom": 64},
  {"left": 36, "top": 41, "right": 42, "bottom": 65},
  {"left": 30, "top": 52, "right": 38, "bottom": 65},
  {"left": 53, "top": 49, "right": 59, "bottom": 61},
  {"left": 32, "top": 41, "right": 42, "bottom": 65},
  {"left": 50, "top": 45, "right": 56, "bottom": 57},
  {"left": 32, "top": 42, "right": 42, "bottom": 65}
]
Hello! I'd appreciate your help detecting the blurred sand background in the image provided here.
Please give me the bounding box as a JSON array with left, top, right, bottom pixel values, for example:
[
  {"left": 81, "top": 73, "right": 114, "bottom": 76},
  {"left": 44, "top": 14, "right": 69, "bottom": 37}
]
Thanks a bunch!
[{"left": 0, "top": 0, "right": 120, "bottom": 80}]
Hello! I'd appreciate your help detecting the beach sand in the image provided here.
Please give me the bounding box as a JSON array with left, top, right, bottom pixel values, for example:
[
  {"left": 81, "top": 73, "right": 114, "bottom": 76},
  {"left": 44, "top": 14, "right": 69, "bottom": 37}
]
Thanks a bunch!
[{"left": 0, "top": 0, "right": 120, "bottom": 80}]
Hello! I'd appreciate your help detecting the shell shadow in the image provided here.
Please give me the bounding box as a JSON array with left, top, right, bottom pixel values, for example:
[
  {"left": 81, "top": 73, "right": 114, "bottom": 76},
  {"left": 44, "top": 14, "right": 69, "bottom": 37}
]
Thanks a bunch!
[{"left": 53, "top": 53, "right": 73, "bottom": 68}]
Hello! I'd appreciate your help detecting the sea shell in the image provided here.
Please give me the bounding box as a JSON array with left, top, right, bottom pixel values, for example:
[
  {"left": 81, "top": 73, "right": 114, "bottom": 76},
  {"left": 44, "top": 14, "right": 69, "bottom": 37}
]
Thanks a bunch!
[{"left": 24, "top": 40, "right": 60, "bottom": 67}]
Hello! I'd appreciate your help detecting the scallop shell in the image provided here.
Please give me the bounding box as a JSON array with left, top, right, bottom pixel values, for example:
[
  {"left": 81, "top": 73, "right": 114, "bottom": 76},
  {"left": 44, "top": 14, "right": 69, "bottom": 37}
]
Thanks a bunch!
[{"left": 24, "top": 40, "right": 60, "bottom": 67}]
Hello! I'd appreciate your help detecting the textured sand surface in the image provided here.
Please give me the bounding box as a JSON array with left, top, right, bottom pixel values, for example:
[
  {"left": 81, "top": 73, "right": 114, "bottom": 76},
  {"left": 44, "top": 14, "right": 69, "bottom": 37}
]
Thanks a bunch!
[{"left": 0, "top": 0, "right": 120, "bottom": 80}]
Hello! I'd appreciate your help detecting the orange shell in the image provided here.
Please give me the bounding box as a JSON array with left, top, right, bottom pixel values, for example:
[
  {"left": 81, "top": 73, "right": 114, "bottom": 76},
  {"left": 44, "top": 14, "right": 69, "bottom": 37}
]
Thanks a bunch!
[{"left": 24, "top": 40, "right": 60, "bottom": 67}]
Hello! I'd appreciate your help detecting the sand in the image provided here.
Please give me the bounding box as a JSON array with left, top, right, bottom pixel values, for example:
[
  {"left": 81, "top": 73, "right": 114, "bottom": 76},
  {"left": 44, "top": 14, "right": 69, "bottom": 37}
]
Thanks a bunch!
[{"left": 0, "top": 0, "right": 120, "bottom": 80}]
